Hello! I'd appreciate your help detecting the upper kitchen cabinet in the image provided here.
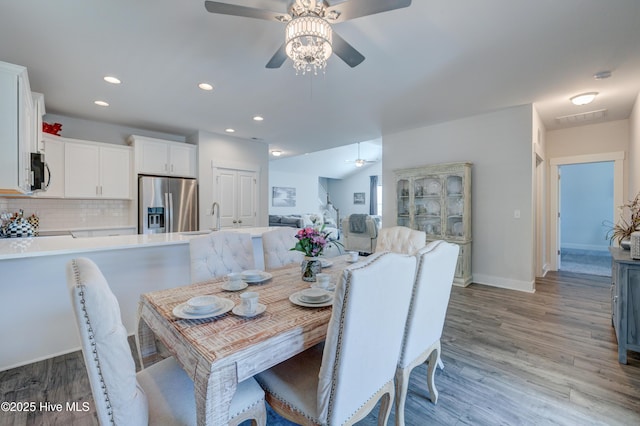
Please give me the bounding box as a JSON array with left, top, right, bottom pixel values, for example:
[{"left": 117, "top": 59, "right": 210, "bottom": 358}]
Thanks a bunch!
[
  {"left": 0, "top": 61, "right": 38, "bottom": 194},
  {"left": 127, "top": 135, "right": 196, "bottom": 178},
  {"left": 64, "top": 139, "right": 132, "bottom": 199}
]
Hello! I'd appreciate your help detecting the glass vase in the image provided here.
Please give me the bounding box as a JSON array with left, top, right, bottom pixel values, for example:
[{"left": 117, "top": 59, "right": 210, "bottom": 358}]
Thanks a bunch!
[{"left": 301, "top": 257, "right": 322, "bottom": 282}]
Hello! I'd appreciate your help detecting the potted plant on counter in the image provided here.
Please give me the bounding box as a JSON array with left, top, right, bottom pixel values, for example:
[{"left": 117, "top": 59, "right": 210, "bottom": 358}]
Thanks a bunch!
[{"left": 607, "top": 192, "right": 640, "bottom": 249}]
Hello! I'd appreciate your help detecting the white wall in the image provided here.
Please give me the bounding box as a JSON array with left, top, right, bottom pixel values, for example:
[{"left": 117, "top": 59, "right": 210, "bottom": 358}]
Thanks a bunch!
[
  {"left": 268, "top": 169, "right": 321, "bottom": 215},
  {"left": 630, "top": 93, "right": 640, "bottom": 197},
  {"left": 192, "top": 131, "right": 269, "bottom": 229},
  {"left": 383, "top": 105, "right": 535, "bottom": 292},
  {"left": 328, "top": 162, "right": 382, "bottom": 219},
  {"left": 44, "top": 113, "right": 184, "bottom": 146}
]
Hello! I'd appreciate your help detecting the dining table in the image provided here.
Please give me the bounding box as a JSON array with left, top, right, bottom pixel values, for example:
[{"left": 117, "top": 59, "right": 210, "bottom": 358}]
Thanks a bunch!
[{"left": 137, "top": 254, "right": 353, "bottom": 425}]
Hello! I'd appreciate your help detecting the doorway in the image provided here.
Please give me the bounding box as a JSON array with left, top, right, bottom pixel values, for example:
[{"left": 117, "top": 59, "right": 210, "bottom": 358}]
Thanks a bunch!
[
  {"left": 549, "top": 151, "right": 624, "bottom": 274},
  {"left": 558, "top": 162, "right": 613, "bottom": 276}
]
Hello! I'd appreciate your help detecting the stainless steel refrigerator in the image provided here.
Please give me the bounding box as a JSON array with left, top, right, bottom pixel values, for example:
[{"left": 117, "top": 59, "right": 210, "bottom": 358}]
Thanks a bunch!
[{"left": 138, "top": 175, "right": 198, "bottom": 234}]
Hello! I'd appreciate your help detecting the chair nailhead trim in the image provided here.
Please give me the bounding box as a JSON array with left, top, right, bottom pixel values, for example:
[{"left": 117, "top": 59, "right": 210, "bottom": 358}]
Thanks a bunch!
[{"left": 72, "top": 259, "right": 115, "bottom": 424}]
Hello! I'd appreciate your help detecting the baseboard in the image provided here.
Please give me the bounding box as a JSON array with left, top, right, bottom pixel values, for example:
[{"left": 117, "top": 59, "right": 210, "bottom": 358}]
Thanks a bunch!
[
  {"left": 561, "top": 243, "right": 610, "bottom": 252},
  {"left": 471, "top": 273, "right": 536, "bottom": 293}
]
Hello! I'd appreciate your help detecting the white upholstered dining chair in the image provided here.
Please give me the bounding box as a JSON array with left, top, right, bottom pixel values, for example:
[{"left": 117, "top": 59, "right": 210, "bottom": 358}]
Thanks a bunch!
[
  {"left": 375, "top": 226, "right": 426, "bottom": 255},
  {"left": 255, "top": 251, "right": 417, "bottom": 425},
  {"left": 189, "top": 231, "right": 255, "bottom": 283},
  {"left": 261, "top": 227, "right": 303, "bottom": 270},
  {"left": 66, "top": 257, "right": 266, "bottom": 426},
  {"left": 394, "top": 241, "right": 459, "bottom": 426}
]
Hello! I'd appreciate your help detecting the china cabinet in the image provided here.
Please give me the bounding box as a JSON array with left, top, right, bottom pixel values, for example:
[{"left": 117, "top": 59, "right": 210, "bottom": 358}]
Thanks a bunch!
[
  {"left": 610, "top": 247, "right": 640, "bottom": 364},
  {"left": 128, "top": 135, "right": 197, "bottom": 178},
  {"left": 394, "top": 162, "right": 472, "bottom": 286}
]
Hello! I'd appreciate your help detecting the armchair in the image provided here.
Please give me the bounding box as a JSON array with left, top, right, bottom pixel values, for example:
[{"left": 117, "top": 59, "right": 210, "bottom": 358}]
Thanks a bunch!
[{"left": 341, "top": 214, "right": 380, "bottom": 254}]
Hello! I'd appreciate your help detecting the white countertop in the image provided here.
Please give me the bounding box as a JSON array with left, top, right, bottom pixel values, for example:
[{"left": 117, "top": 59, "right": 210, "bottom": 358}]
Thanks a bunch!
[{"left": 0, "top": 226, "right": 281, "bottom": 260}]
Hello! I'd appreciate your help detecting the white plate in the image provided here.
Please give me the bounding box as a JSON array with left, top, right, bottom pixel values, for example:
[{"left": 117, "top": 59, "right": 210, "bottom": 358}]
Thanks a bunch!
[
  {"left": 221, "top": 281, "right": 249, "bottom": 291},
  {"left": 289, "top": 291, "right": 333, "bottom": 308},
  {"left": 242, "top": 271, "right": 273, "bottom": 284},
  {"left": 241, "top": 270, "right": 263, "bottom": 280},
  {"left": 173, "top": 298, "right": 234, "bottom": 319},
  {"left": 320, "top": 259, "right": 333, "bottom": 268},
  {"left": 232, "top": 303, "right": 267, "bottom": 318}
]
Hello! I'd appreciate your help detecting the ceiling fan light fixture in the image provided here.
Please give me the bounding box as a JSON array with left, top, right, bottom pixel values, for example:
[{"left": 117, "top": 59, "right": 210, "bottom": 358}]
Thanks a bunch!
[
  {"left": 355, "top": 159, "right": 365, "bottom": 167},
  {"left": 285, "top": 16, "right": 332, "bottom": 75},
  {"left": 570, "top": 92, "right": 598, "bottom": 106}
]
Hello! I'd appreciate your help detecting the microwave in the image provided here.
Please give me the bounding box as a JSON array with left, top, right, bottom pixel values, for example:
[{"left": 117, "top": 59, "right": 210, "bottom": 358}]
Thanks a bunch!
[{"left": 30, "top": 152, "right": 50, "bottom": 192}]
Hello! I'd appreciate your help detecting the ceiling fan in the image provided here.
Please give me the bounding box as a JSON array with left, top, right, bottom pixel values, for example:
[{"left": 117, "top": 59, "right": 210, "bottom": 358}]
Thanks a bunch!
[
  {"left": 345, "top": 142, "right": 377, "bottom": 167},
  {"left": 204, "top": 0, "right": 412, "bottom": 72}
]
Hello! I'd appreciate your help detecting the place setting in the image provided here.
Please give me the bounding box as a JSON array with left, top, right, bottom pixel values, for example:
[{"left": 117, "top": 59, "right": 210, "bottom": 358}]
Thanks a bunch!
[
  {"left": 290, "top": 274, "right": 335, "bottom": 307},
  {"left": 240, "top": 269, "right": 273, "bottom": 284},
  {"left": 172, "top": 295, "right": 234, "bottom": 320},
  {"left": 221, "top": 272, "right": 249, "bottom": 291},
  {"left": 232, "top": 291, "right": 266, "bottom": 318}
]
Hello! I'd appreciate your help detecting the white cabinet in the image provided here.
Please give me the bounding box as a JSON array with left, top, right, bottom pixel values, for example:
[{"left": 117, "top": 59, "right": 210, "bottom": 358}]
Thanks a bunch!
[
  {"left": 395, "top": 162, "right": 472, "bottom": 286},
  {"left": 216, "top": 168, "right": 257, "bottom": 229},
  {"left": 36, "top": 135, "right": 65, "bottom": 198},
  {"left": 128, "top": 135, "right": 196, "bottom": 178},
  {"left": 0, "top": 61, "right": 36, "bottom": 194},
  {"left": 65, "top": 140, "right": 132, "bottom": 199},
  {"left": 32, "top": 92, "right": 45, "bottom": 153}
]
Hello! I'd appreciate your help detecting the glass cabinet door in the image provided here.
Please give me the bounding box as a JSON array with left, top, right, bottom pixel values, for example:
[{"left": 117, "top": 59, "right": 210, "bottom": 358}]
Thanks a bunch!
[
  {"left": 414, "top": 176, "right": 442, "bottom": 237},
  {"left": 397, "top": 179, "right": 410, "bottom": 227},
  {"left": 444, "top": 174, "right": 464, "bottom": 239}
]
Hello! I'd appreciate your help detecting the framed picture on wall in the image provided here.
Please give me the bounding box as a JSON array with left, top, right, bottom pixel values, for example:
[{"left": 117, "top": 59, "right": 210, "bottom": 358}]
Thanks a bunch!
[
  {"left": 272, "top": 187, "right": 296, "bottom": 207},
  {"left": 353, "top": 192, "right": 365, "bottom": 205}
]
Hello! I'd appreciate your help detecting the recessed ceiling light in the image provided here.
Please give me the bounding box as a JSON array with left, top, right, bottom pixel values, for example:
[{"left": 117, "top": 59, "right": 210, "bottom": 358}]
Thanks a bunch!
[
  {"left": 225, "top": 128, "right": 235, "bottom": 133},
  {"left": 570, "top": 92, "right": 598, "bottom": 106},
  {"left": 198, "top": 83, "right": 214, "bottom": 91},
  {"left": 104, "top": 76, "right": 121, "bottom": 84},
  {"left": 94, "top": 100, "right": 109, "bottom": 107},
  {"left": 271, "top": 150, "right": 282, "bottom": 157},
  {"left": 253, "top": 115, "right": 264, "bottom": 121}
]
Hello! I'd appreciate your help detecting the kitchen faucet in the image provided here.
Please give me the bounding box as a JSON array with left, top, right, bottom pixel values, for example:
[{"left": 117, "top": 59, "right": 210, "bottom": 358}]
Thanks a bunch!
[{"left": 211, "top": 202, "right": 220, "bottom": 231}]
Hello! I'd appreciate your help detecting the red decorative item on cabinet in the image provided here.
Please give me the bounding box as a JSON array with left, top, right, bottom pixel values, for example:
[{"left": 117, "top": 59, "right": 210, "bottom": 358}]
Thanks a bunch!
[{"left": 43, "top": 122, "right": 62, "bottom": 135}]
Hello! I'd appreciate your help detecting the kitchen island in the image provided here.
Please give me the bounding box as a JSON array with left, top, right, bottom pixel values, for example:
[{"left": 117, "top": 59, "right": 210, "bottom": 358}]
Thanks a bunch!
[{"left": 0, "top": 227, "right": 281, "bottom": 371}]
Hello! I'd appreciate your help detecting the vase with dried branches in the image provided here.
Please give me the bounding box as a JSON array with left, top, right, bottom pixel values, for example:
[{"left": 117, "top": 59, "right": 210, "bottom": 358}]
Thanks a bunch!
[{"left": 607, "top": 192, "right": 640, "bottom": 248}]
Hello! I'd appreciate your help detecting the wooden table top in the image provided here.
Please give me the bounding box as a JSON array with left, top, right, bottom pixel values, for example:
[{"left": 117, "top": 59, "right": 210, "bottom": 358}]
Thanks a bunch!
[{"left": 140, "top": 255, "right": 352, "bottom": 367}]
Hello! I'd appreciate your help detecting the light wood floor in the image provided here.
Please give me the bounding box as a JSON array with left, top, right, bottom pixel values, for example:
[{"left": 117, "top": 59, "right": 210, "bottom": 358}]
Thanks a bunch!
[{"left": 1, "top": 271, "right": 639, "bottom": 425}]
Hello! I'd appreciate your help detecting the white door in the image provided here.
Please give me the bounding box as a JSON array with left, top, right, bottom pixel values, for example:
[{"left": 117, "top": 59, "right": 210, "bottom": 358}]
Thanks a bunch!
[
  {"left": 216, "top": 168, "right": 257, "bottom": 228},
  {"left": 236, "top": 171, "right": 256, "bottom": 227}
]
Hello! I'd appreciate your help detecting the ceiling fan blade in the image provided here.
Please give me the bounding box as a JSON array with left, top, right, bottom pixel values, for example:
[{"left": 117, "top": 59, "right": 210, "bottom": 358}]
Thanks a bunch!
[
  {"left": 204, "top": 1, "right": 286, "bottom": 21},
  {"left": 325, "top": 0, "right": 411, "bottom": 23},
  {"left": 332, "top": 32, "right": 365, "bottom": 67},
  {"left": 266, "top": 43, "right": 288, "bottom": 69}
]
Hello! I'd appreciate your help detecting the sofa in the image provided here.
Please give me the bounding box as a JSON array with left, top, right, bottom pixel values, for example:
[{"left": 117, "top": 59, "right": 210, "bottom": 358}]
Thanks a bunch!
[{"left": 268, "top": 215, "right": 304, "bottom": 228}]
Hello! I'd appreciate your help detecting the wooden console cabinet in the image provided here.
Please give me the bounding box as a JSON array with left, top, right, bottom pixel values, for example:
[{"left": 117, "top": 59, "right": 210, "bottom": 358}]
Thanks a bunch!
[{"left": 610, "top": 247, "right": 640, "bottom": 364}]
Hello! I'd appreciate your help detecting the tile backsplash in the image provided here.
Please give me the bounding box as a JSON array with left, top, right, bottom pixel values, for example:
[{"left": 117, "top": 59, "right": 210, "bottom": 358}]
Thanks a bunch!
[{"left": 0, "top": 198, "right": 132, "bottom": 231}]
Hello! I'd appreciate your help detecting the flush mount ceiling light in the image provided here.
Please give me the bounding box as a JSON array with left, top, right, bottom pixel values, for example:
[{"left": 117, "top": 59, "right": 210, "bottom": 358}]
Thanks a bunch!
[
  {"left": 271, "top": 150, "right": 282, "bottom": 157},
  {"left": 103, "top": 76, "right": 121, "bottom": 84},
  {"left": 253, "top": 115, "right": 264, "bottom": 121},
  {"left": 94, "top": 100, "right": 109, "bottom": 107},
  {"left": 593, "top": 70, "right": 612, "bottom": 80},
  {"left": 225, "top": 128, "right": 235, "bottom": 133},
  {"left": 198, "top": 82, "right": 214, "bottom": 91},
  {"left": 570, "top": 92, "right": 598, "bottom": 106}
]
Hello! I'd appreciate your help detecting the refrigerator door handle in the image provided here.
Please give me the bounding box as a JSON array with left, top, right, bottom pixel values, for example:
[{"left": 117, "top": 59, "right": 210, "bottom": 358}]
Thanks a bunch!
[{"left": 168, "top": 192, "right": 174, "bottom": 233}]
